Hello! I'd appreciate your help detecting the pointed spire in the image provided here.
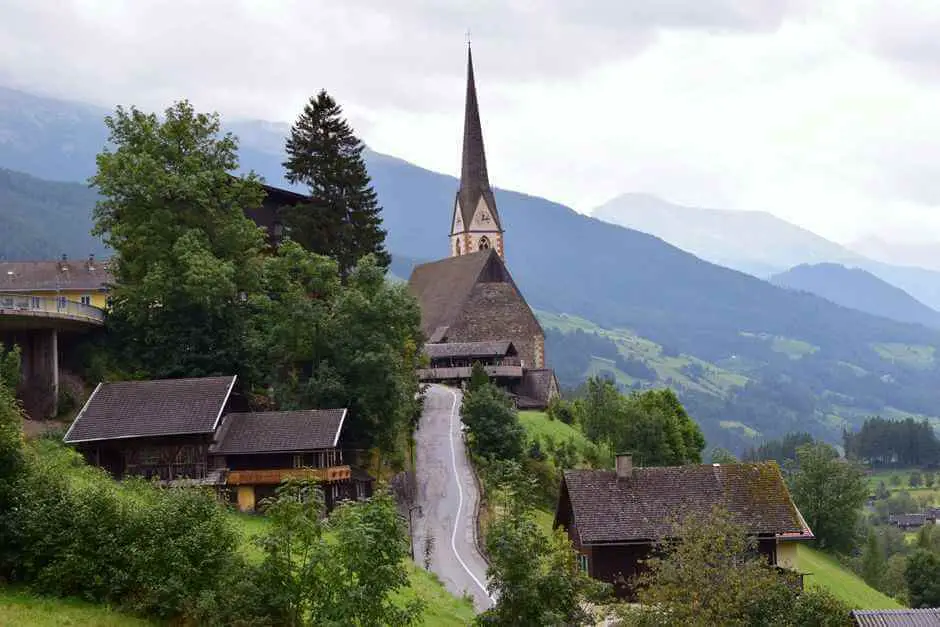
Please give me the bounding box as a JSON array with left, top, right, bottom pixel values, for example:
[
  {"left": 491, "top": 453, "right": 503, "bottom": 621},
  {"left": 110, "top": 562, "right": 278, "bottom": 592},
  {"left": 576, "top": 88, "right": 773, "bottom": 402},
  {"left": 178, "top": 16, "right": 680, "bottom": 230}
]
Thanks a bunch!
[{"left": 457, "top": 43, "right": 501, "bottom": 231}]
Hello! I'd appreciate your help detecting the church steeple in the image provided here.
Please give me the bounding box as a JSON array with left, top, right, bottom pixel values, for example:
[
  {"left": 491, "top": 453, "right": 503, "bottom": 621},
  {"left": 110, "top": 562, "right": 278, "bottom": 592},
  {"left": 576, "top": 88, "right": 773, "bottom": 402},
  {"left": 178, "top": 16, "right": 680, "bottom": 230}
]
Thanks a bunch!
[{"left": 451, "top": 43, "right": 504, "bottom": 259}]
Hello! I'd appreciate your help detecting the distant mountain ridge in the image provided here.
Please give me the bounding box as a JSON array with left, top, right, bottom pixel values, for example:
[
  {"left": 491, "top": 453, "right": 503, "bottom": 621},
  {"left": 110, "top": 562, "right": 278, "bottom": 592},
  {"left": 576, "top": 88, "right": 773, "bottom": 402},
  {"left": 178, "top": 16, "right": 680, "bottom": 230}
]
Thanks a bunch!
[
  {"left": 5, "top": 84, "right": 940, "bottom": 453},
  {"left": 592, "top": 193, "right": 940, "bottom": 312},
  {"left": 771, "top": 263, "right": 940, "bottom": 328}
]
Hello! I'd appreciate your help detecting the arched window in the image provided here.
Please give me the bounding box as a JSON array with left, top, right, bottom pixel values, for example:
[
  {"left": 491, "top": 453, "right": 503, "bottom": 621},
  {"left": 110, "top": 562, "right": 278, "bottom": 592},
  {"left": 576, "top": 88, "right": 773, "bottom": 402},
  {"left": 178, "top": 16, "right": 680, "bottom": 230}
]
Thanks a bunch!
[{"left": 479, "top": 236, "right": 490, "bottom": 251}]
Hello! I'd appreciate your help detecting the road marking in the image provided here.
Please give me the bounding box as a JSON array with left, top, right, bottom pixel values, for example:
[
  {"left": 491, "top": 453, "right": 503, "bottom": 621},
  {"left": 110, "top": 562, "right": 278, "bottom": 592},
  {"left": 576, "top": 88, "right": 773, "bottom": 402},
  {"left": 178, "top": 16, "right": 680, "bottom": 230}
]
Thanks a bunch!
[{"left": 442, "top": 385, "right": 494, "bottom": 602}]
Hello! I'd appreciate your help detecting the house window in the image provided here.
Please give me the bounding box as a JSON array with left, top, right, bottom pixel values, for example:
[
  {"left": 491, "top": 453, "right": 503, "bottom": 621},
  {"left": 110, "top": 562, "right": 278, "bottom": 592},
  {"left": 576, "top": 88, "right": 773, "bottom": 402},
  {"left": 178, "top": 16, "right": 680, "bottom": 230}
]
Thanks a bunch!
[
  {"left": 577, "top": 553, "right": 589, "bottom": 574},
  {"left": 80, "top": 295, "right": 92, "bottom": 306},
  {"left": 30, "top": 297, "right": 40, "bottom": 309},
  {"left": 57, "top": 296, "right": 67, "bottom": 310},
  {"left": 478, "top": 236, "right": 490, "bottom": 251},
  {"left": 292, "top": 454, "right": 303, "bottom": 468}
]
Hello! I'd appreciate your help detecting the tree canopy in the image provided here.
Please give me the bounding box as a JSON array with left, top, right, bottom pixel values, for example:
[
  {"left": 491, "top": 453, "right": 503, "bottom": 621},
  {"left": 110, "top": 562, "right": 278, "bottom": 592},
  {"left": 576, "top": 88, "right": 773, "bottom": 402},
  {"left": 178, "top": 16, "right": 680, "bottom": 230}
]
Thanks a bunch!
[{"left": 843, "top": 417, "right": 940, "bottom": 467}]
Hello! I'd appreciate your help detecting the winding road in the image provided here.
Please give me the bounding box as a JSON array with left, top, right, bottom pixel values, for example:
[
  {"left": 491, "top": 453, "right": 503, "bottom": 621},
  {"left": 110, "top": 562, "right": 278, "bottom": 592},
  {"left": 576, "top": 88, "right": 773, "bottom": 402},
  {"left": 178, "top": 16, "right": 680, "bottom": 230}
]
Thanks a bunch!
[{"left": 412, "top": 384, "right": 494, "bottom": 611}]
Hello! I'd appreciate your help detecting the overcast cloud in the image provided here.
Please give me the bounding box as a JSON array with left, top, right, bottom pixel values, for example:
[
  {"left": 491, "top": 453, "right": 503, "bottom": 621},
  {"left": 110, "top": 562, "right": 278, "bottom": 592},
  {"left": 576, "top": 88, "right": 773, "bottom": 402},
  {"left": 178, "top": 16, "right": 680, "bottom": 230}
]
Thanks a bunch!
[{"left": 2, "top": 0, "right": 940, "bottom": 243}]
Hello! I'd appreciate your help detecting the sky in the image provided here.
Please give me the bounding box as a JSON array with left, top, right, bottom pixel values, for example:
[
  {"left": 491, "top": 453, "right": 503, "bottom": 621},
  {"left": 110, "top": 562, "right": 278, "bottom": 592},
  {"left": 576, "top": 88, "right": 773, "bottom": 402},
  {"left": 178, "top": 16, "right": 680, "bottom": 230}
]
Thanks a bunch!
[{"left": 2, "top": 1, "right": 940, "bottom": 244}]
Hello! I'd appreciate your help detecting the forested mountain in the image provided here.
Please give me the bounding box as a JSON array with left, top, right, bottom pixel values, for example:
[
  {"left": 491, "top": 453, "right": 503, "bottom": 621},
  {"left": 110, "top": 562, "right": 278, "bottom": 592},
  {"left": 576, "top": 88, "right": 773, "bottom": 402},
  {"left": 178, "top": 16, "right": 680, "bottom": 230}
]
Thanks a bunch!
[
  {"left": 5, "top": 84, "right": 940, "bottom": 453},
  {"left": 0, "top": 168, "right": 106, "bottom": 259},
  {"left": 771, "top": 263, "right": 940, "bottom": 329}
]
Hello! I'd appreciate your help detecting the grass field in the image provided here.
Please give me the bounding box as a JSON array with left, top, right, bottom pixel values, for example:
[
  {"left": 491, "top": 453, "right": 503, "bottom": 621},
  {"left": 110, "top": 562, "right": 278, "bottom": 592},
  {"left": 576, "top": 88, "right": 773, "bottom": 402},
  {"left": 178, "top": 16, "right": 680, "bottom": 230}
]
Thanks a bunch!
[
  {"left": 519, "top": 410, "right": 592, "bottom": 451},
  {"left": 0, "top": 588, "right": 151, "bottom": 627},
  {"left": 799, "top": 545, "right": 903, "bottom": 609}
]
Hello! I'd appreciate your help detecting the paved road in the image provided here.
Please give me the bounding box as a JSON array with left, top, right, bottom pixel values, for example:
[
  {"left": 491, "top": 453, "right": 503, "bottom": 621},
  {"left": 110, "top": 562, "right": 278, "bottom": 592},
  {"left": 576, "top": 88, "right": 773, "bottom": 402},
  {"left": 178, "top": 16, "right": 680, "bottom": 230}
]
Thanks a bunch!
[{"left": 412, "top": 384, "right": 493, "bottom": 611}]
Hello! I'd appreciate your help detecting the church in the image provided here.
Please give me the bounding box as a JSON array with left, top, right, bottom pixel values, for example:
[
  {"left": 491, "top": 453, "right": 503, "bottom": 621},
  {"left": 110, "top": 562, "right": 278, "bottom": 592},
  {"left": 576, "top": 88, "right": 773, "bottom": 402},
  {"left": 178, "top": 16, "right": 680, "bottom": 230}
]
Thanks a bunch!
[{"left": 408, "top": 46, "right": 558, "bottom": 409}]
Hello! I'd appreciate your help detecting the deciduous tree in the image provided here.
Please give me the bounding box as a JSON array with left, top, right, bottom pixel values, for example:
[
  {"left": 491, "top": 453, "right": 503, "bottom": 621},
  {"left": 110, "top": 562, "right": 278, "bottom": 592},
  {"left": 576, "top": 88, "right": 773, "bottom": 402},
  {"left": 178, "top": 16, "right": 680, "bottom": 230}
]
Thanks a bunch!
[
  {"left": 462, "top": 384, "right": 525, "bottom": 462},
  {"left": 906, "top": 549, "right": 940, "bottom": 608}
]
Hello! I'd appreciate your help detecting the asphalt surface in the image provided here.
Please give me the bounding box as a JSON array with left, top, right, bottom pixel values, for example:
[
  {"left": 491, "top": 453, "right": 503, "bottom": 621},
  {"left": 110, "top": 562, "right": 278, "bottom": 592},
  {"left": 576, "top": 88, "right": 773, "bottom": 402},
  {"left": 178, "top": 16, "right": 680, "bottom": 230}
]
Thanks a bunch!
[{"left": 412, "top": 384, "right": 494, "bottom": 611}]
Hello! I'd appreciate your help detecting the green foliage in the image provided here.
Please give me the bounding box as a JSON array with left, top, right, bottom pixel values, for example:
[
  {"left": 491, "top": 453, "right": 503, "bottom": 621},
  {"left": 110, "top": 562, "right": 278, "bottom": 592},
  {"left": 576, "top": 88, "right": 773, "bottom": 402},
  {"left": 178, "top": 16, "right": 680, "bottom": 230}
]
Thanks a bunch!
[
  {"left": 709, "top": 447, "right": 738, "bottom": 464},
  {"left": 890, "top": 474, "right": 903, "bottom": 487},
  {"left": 910, "top": 470, "right": 923, "bottom": 488},
  {"left": 844, "top": 417, "right": 940, "bottom": 467},
  {"left": 573, "top": 377, "right": 704, "bottom": 466},
  {"left": 462, "top": 384, "right": 525, "bottom": 462},
  {"left": 249, "top": 480, "right": 422, "bottom": 626},
  {"left": 881, "top": 554, "right": 909, "bottom": 602},
  {"left": 2, "top": 442, "right": 240, "bottom": 619},
  {"left": 860, "top": 530, "right": 885, "bottom": 589},
  {"left": 743, "top": 432, "right": 815, "bottom": 464},
  {"left": 91, "top": 100, "right": 266, "bottom": 381},
  {"left": 468, "top": 361, "right": 490, "bottom": 393},
  {"left": 789, "top": 443, "right": 868, "bottom": 552},
  {"left": 926, "top": 471, "right": 936, "bottom": 488},
  {"left": 283, "top": 90, "right": 390, "bottom": 277},
  {"left": 476, "top": 472, "right": 608, "bottom": 626},
  {"left": 546, "top": 397, "right": 575, "bottom": 424},
  {"left": 875, "top": 480, "right": 890, "bottom": 500},
  {"left": 0, "top": 346, "right": 25, "bottom": 553},
  {"left": 905, "top": 549, "right": 940, "bottom": 608},
  {"left": 621, "top": 507, "right": 850, "bottom": 627}
]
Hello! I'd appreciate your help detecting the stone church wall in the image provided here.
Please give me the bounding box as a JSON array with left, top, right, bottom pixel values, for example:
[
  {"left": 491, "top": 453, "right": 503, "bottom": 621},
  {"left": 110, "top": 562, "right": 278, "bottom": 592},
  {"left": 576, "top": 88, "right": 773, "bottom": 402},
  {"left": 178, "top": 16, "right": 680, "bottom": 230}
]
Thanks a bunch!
[{"left": 448, "top": 282, "right": 544, "bottom": 368}]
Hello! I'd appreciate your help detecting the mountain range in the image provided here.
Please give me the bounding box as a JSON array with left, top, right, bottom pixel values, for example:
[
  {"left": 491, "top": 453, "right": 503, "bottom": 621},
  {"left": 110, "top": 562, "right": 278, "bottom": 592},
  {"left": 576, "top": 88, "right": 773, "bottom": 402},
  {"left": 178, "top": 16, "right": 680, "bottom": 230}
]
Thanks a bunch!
[
  {"left": 3, "top": 85, "right": 940, "bottom": 453},
  {"left": 593, "top": 193, "right": 940, "bottom": 312}
]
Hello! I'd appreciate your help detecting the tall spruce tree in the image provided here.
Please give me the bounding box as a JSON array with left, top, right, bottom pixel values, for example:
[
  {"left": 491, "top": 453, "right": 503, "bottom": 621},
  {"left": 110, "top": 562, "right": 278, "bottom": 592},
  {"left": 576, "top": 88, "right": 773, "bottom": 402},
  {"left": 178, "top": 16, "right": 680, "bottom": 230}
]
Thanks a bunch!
[{"left": 283, "top": 90, "right": 389, "bottom": 277}]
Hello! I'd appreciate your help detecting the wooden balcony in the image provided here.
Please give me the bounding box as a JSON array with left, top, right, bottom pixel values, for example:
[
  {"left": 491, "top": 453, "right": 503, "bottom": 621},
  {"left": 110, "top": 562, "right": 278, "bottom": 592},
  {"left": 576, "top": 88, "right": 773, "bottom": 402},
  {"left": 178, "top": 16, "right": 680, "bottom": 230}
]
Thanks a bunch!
[
  {"left": 417, "top": 364, "right": 524, "bottom": 381},
  {"left": 226, "top": 465, "right": 351, "bottom": 486}
]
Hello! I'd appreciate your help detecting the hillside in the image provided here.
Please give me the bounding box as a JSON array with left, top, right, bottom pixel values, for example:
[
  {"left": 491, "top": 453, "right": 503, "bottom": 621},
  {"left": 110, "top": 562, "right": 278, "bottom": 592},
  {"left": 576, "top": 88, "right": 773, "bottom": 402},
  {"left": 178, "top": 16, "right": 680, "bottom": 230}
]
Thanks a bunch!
[
  {"left": 591, "top": 192, "right": 940, "bottom": 312},
  {"left": 771, "top": 263, "right": 940, "bottom": 329},
  {"left": 0, "top": 168, "right": 106, "bottom": 260},
  {"left": 7, "top": 86, "right": 940, "bottom": 452}
]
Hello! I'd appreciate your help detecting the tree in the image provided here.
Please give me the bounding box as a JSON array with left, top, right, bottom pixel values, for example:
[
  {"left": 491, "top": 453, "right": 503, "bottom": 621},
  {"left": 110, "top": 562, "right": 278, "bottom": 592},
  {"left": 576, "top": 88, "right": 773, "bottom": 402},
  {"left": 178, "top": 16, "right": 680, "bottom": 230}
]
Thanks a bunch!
[
  {"left": 468, "top": 361, "right": 490, "bottom": 393},
  {"left": 875, "top": 481, "right": 890, "bottom": 500},
  {"left": 622, "top": 506, "right": 849, "bottom": 627},
  {"left": 709, "top": 447, "right": 738, "bottom": 464},
  {"left": 0, "top": 347, "right": 23, "bottom": 549},
  {"left": 890, "top": 474, "right": 903, "bottom": 487},
  {"left": 91, "top": 101, "right": 266, "bottom": 382},
  {"left": 254, "top": 480, "right": 423, "bottom": 625},
  {"left": 906, "top": 549, "right": 940, "bottom": 608},
  {"left": 910, "top": 470, "right": 923, "bottom": 488},
  {"left": 925, "top": 471, "right": 936, "bottom": 488},
  {"left": 860, "top": 529, "right": 885, "bottom": 589},
  {"left": 789, "top": 443, "right": 868, "bottom": 552},
  {"left": 283, "top": 90, "right": 389, "bottom": 277},
  {"left": 476, "top": 470, "right": 607, "bottom": 626},
  {"left": 461, "top": 384, "right": 525, "bottom": 462}
]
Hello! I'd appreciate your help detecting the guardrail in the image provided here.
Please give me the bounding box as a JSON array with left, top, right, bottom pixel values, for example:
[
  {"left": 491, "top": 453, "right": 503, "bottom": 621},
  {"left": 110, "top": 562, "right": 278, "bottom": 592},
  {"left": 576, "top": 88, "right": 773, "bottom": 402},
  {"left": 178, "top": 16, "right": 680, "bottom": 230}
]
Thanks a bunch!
[{"left": 0, "top": 293, "right": 105, "bottom": 324}]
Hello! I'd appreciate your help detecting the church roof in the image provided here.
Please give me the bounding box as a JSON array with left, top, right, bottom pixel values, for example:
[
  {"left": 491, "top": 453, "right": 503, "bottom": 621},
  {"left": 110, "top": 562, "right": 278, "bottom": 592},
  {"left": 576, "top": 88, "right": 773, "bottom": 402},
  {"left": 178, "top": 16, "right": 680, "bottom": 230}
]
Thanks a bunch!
[
  {"left": 456, "top": 45, "right": 502, "bottom": 233},
  {"left": 425, "top": 340, "right": 516, "bottom": 360},
  {"left": 407, "top": 249, "right": 507, "bottom": 337}
]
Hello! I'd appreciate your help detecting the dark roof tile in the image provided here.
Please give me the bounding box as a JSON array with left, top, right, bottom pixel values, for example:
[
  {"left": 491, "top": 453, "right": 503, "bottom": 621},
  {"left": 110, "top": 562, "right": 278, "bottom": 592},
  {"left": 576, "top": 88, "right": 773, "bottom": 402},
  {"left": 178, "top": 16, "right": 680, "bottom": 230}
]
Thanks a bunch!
[
  {"left": 425, "top": 340, "right": 515, "bottom": 359},
  {"left": 561, "top": 462, "right": 809, "bottom": 544},
  {"left": 64, "top": 376, "right": 236, "bottom": 443},
  {"left": 0, "top": 259, "right": 112, "bottom": 292},
  {"left": 210, "top": 409, "right": 347, "bottom": 454},
  {"left": 852, "top": 609, "right": 940, "bottom": 627}
]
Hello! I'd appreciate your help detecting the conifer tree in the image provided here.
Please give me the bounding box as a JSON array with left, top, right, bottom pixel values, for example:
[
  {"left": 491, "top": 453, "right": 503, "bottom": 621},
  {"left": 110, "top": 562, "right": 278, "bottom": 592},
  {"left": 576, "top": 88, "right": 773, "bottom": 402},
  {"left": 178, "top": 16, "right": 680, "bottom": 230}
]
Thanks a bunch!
[{"left": 283, "top": 90, "right": 389, "bottom": 277}]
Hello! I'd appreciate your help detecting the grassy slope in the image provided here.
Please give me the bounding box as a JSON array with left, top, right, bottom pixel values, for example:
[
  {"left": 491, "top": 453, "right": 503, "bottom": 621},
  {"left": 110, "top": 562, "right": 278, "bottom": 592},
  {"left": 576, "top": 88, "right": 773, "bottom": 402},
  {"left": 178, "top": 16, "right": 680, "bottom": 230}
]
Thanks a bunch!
[
  {"left": 798, "top": 545, "right": 903, "bottom": 610},
  {"left": 0, "top": 588, "right": 151, "bottom": 627},
  {"left": 519, "top": 410, "right": 592, "bottom": 452}
]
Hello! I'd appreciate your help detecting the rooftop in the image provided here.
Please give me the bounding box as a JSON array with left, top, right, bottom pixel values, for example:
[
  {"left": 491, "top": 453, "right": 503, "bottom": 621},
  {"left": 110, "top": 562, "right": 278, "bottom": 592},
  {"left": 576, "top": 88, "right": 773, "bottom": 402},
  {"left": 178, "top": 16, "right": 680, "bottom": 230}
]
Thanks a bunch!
[{"left": 210, "top": 409, "right": 347, "bottom": 455}]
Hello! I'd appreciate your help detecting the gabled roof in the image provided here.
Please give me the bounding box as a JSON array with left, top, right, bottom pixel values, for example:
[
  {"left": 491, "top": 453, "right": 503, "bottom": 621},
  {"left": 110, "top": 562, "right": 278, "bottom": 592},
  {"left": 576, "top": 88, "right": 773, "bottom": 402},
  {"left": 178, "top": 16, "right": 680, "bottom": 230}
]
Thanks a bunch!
[
  {"left": 63, "top": 376, "right": 236, "bottom": 443},
  {"left": 852, "top": 609, "right": 940, "bottom": 626},
  {"left": 558, "top": 462, "right": 811, "bottom": 545},
  {"left": 407, "top": 249, "right": 512, "bottom": 337},
  {"left": 456, "top": 45, "right": 501, "bottom": 232},
  {"left": 0, "top": 258, "right": 112, "bottom": 292},
  {"left": 425, "top": 340, "right": 515, "bottom": 360},
  {"left": 209, "top": 409, "right": 347, "bottom": 455}
]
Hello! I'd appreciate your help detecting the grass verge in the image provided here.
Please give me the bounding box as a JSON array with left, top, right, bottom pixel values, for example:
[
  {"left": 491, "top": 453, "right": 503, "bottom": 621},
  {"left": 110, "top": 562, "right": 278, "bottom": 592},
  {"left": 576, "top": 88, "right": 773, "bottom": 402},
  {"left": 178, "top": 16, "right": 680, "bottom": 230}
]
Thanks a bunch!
[
  {"left": 0, "top": 587, "right": 151, "bottom": 627},
  {"left": 798, "top": 544, "right": 903, "bottom": 610}
]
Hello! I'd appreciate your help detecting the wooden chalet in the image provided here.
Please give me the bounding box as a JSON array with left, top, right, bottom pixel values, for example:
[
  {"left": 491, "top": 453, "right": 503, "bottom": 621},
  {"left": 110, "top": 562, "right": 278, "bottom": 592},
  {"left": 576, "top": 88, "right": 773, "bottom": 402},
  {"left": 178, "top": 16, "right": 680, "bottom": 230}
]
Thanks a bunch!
[
  {"left": 63, "top": 376, "right": 372, "bottom": 511},
  {"left": 243, "top": 182, "right": 309, "bottom": 246},
  {"left": 554, "top": 455, "right": 814, "bottom": 599},
  {"left": 406, "top": 45, "right": 559, "bottom": 409}
]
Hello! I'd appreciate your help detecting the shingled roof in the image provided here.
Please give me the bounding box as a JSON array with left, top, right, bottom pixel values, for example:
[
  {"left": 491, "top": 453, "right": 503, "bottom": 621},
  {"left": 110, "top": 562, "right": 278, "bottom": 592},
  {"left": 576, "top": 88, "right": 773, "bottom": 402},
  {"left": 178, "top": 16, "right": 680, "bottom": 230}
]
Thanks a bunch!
[
  {"left": 558, "top": 462, "right": 811, "bottom": 545},
  {"left": 63, "top": 376, "right": 236, "bottom": 443},
  {"left": 852, "top": 609, "right": 940, "bottom": 627},
  {"left": 408, "top": 249, "right": 512, "bottom": 337},
  {"left": 424, "top": 340, "right": 515, "bottom": 360},
  {"left": 456, "top": 45, "right": 502, "bottom": 233},
  {"left": 0, "top": 258, "right": 112, "bottom": 292},
  {"left": 210, "top": 409, "right": 347, "bottom": 455}
]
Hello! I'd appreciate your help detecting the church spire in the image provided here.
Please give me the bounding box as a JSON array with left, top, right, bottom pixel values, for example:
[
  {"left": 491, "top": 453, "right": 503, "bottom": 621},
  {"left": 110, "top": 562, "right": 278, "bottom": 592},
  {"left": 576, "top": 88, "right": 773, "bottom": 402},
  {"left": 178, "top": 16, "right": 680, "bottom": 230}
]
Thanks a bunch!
[{"left": 451, "top": 43, "right": 504, "bottom": 259}]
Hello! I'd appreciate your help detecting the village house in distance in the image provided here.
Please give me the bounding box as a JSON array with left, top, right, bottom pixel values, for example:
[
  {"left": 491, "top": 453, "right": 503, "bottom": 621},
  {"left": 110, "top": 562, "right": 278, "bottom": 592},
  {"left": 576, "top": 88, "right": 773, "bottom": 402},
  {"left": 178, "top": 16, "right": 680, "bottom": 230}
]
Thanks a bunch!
[{"left": 408, "top": 46, "right": 559, "bottom": 409}]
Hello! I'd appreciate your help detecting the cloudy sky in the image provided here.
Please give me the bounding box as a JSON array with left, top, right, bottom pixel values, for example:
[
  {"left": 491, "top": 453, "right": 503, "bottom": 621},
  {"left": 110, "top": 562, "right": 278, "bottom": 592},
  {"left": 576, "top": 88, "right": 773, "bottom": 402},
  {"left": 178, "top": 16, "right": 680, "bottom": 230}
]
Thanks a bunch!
[{"left": 2, "top": 0, "right": 940, "bottom": 244}]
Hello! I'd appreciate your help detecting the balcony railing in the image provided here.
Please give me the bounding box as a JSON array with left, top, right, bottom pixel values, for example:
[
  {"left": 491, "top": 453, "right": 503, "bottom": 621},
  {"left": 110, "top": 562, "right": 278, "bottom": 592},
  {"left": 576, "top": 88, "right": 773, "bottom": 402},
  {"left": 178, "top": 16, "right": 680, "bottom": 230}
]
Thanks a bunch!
[
  {"left": 226, "top": 465, "right": 352, "bottom": 486},
  {"left": 417, "top": 364, "right": 524, "bottom": 381},
  {"left": 0, "top": 293, "right": 105, "bottom": 324}
]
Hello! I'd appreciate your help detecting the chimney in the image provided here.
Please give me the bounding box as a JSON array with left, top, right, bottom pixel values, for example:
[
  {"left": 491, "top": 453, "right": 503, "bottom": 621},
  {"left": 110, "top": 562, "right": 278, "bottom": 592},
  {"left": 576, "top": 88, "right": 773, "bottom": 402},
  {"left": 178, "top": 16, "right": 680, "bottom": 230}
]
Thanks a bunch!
[
  {"left": 59, "top": 254, "right": 68, "bottom": 272},
  {"left": 87, "top": 253, "right": 96, "bottom": 270},
  {"left": 615, "top": 453, "right": 633, "bottom": 479}
]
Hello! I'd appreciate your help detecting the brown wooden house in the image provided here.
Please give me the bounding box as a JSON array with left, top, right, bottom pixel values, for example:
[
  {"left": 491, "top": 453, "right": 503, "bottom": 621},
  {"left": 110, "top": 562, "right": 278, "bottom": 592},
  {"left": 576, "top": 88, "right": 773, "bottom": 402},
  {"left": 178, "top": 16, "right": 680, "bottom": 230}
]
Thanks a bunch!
[
  {"left": 64, "top": 376, "right": 373, "bottom": 511},
  {"left": 243, "top": 182, "right": 309, "bottom": 247},
  {"left": 210, "top": 409, "right": 372, "bottom": 512},
  {"left": 554, "top": 455, "right": 814, "bottom": 599}
]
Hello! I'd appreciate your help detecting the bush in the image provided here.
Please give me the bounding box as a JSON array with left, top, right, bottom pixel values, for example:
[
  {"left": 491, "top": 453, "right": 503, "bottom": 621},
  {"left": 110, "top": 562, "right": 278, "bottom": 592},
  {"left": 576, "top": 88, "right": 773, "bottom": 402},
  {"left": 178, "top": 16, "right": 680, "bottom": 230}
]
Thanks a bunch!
[
  {"left": 547, "top": 397, "right": 575, "bottom": 425},
  {"left": 3, "top": 441, "right": 242, "bottom": 619},
  {"left": 462, "top": 384, "right": 525, "bottom": 462}
]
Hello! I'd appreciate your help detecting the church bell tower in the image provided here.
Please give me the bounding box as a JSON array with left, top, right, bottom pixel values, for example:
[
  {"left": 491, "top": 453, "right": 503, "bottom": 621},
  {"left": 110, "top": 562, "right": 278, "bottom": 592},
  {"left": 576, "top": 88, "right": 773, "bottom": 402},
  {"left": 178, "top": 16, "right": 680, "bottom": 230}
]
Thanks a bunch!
[{"left": 450, "top": 44, "right": 504, "bottom": 259}]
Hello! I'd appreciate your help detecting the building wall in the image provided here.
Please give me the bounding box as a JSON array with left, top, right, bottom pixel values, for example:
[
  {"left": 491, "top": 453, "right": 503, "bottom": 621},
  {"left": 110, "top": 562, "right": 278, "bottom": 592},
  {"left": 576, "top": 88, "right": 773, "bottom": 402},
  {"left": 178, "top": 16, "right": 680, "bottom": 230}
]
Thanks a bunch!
[
  {"left": 5, "top": 289, "right": 108, "bottom": 309},
  {"left": 776, "top": 540, "right": 799, "bottom": 570},
  {"left": 449, "top": 282, "right": 545, "bottom": 368}
]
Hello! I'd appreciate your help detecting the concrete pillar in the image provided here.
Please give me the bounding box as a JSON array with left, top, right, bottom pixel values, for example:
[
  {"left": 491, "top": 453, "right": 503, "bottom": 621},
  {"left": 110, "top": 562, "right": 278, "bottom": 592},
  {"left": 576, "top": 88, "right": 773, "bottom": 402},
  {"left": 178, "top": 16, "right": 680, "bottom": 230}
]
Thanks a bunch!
[{"left": 49, "top": 328, "right": 58, "bottom": 417}]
